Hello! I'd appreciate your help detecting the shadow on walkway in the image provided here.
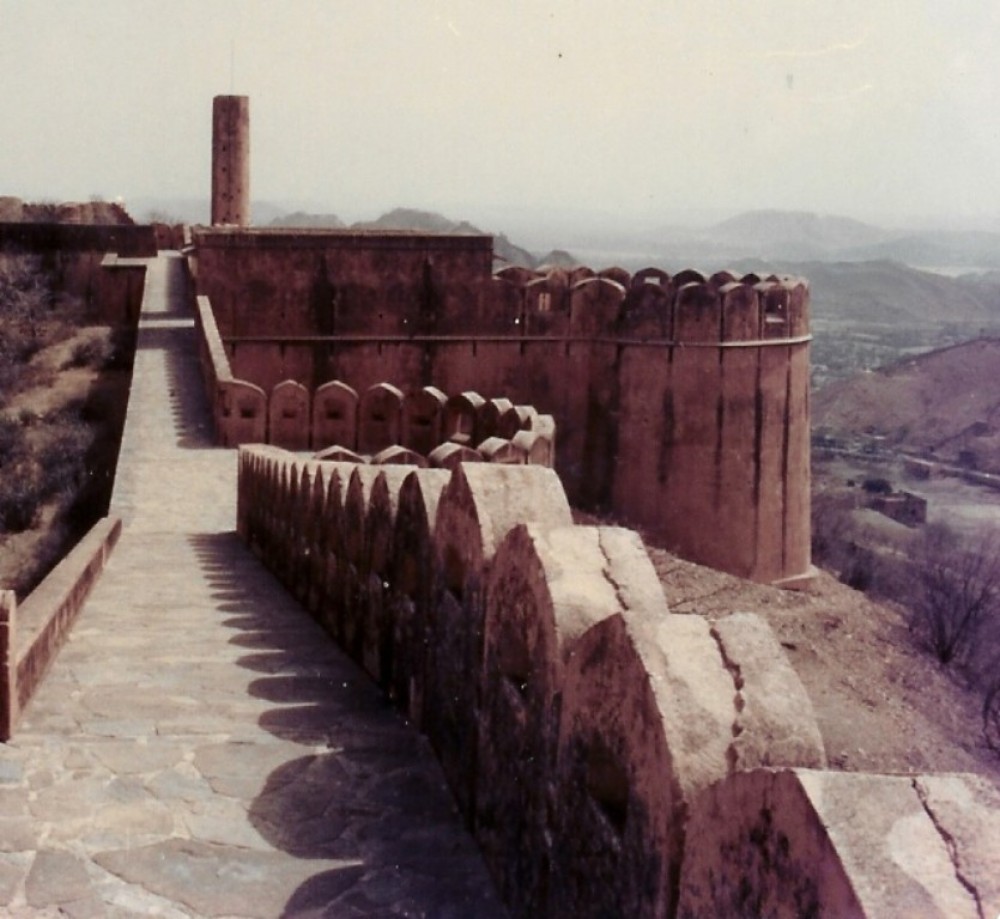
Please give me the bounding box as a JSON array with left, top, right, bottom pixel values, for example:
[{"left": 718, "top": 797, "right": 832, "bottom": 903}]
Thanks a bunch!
[
  {"left": 132, "top": 254, "right": 215, "bottom": 449},
  {"left": 187, "top": 532, "right": 506, "bottom": 917}
]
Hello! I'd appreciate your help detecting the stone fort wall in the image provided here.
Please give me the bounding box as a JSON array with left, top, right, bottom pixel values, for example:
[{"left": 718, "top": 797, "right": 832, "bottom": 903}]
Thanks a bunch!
[
  {"left": 237, "top": 447, "right": 998, "bottom": 919},
  {"left": 190, "top": 228, "right": 810, "bottom": 585},
  {"left": 0, "top": 222, "right": 157, "bottom": 324}
]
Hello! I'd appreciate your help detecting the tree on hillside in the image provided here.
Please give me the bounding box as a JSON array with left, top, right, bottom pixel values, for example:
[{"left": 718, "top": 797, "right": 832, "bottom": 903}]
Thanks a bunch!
[{"left": 910, "top": 523, "right": 1000, "bottom": 667}]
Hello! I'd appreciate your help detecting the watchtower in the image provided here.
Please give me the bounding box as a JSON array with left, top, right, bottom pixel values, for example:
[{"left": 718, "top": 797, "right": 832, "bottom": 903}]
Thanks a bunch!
[{"left": 211, "top": 95, "right": 250, "bottom": 226}]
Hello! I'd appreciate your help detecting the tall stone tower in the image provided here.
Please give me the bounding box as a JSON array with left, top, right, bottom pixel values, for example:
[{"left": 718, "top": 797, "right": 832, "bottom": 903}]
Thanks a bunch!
[{"left": 211, "top": 95, "right": 250, "bottom": 226}]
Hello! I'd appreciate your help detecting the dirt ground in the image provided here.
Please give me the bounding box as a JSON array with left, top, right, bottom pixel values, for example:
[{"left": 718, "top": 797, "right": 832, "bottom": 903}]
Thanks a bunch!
[{"left": 647, "top": 543, "right": 1000, "bottom": 785}]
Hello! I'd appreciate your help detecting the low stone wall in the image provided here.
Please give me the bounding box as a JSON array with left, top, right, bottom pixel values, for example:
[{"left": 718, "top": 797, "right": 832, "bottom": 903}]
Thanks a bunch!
[
  {"left": 678, "top": 768, "right": 1000, "bottom": 918},
  {"left": 1, "top": 223, "right": 155, "bottom": 325},
  {"left": 0, "top": 516, "right": 122, "bottom": 740},
  {"left": 98, "top": 253, "right": 149, "bottom": 325},
  {"left": 237, "top": 445, "right": 998, "bottom": 917},
  {"left": 194, "top": 311, "right": 557, "bottom": 464},
  {"left": 193, "top": 294, "right": 268, "bottom": 446}
]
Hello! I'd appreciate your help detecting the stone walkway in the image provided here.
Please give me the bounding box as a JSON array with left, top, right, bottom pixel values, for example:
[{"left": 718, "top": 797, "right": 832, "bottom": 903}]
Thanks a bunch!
[{"left": 0, "top": 254, "right": 506, "bottom": 918}]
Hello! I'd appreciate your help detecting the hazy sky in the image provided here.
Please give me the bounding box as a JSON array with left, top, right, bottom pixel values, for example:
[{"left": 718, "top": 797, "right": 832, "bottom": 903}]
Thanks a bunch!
[{"left": 2, "top": 1, "right": 998, "bottom": 229}]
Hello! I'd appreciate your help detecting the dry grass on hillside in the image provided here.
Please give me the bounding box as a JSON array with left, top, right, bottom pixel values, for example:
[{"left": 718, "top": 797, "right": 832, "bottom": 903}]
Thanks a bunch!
[
  {"left": 0, "top": 254, "right": 132, "bottom": 597},
  {"left": 647, "top": 543, "right": 1000, "bottom": 784},
  {"left": 814, "top": 337, "right": 1000, "bottom": 469}
]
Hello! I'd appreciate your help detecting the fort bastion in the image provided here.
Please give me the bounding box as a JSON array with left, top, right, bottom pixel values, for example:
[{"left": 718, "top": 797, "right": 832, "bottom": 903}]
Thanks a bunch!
[{"left": 192, "top": 95, "right": 812, "bottom": 587}]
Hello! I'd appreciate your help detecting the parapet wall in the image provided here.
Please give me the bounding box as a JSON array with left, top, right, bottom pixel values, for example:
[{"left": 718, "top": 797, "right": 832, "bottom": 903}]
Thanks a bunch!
[
  {"left": 195, "top": 293, "right": 555, "bottom": 464},
  {"left": 0, "top": 223, "right": 155, "bottom": 324},
  {"left": 192, "top": 231, "right": 810, "bottom": 584},
  {"left": 0, "top": 517, "right": 122, "bottom": 740},
  {"left": 237, "top": 446, "right": 997, "bottom": 918}
]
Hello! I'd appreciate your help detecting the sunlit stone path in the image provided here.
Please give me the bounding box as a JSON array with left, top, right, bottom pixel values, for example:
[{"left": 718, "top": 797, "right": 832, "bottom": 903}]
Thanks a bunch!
[{"left": 0, "top": 253, "right": 505, "bottom": 918}]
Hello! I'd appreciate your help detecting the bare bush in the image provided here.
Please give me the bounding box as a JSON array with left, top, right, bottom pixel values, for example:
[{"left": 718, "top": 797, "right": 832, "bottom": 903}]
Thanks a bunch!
[
  {"left": 984, "top": 675, "right": 1000, "bottom": 754},
  {"left": 910, "top": 523, "right": 1000, "bottom": 667}
]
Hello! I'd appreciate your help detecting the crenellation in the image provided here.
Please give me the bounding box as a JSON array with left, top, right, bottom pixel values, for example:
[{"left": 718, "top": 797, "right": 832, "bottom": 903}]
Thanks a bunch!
[
  {"left": 443, "top": 390, "right": 486, "bottom": 446},
  {"left": 192, "top": 240, "right": 811, "bottom": 584},
  {"left": 387, "top": 468, "right": 451, "bottom": 723},
  {"left": 236, "top": 444, "right": 995, "bottom": 919},
  {"left": 311, "top": 379, "right": 359, "bottom": 450},
  {"left": 402, "top": 385, "right": 447, "bottom": 455},
  {"left": 719, "top": 281, "right": 759, "bottom": 342},
  {"left": 357, "top": 382, "right": 405, "bottom": 455},
  {"left": 268, "top": 379, "right": 310, "bottom": 451}
]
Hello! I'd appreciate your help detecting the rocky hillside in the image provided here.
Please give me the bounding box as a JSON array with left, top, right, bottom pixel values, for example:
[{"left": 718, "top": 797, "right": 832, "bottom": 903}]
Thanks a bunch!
[{"left": 814, "top": 337, "right": 1000, "bottom": 467}]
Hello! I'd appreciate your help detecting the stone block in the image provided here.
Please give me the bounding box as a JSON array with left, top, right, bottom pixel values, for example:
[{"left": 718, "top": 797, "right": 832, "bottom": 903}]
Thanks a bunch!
[
  {"left": 301, "top": 463, "right": 329, "bottom": 616},
  {"left": 678, "top": 769, "right": 984, "bottom": 919},
  {"left": 511, "top": 429, "right": 553, "bottom": 467},
  {"left": 402, "top": 386, "right": 447, "bottom": 456},
  {"left": 428, "top": 442, "right": 483, "bottom": 470},
  {"left": 372, "top": 445, "right": 427, "bottom": 467},
  {"left": 359, "top": 467, "right": 417, "bottom": 682},
  {"left": 620, "top": 281, "right": 671, "bottom": 340},
  {"left": 426, "top": 465, "right": 573, "bottom": 815},
  {"left": 268, "top": 380, "right": 310, "bottom": 451},
  {"left": 313, "top": 444, "right": 364, "bottom": 463},
  {"left": 311, "top": 380, "right": 358, "bottom": 451},
  {"left": 339, "top": 465, "right": 384, "bottom": 660},
  {"left": 514, "top": 405, "right": 538, "bottom": 431},
  {"left": 387, "top": 469, "right": 450, "bottom": 724},
  {"left": 443, "top": 391, "right": 485, "bottom": 447},
  {"left": 494, "top": 265, "right": 539, "bottom": 287},
  {"left": 756, "top": 279, "right": 790, "bottom": 340},
  {"left": 219, "top": 380, "right": 267, "bottom": 447},
  {"left": 312, "top": 461, "right": 356, "bottom": 642},
  {"left": 358, "top": 382, "right": 404, "bottom": 455},
  {"left": 477, "top": 437, "right": 524, "bottom": 465},
  {"left": 711, "top": 612, "right": 826, "bottom": 769},
  {"left": 550, "top": 609, "right": 734, "bottom": 919},
  {"left": 674, "top": 281, "right": 721, "bottom": 343},
  {"left": 477, "top": 398, "right": 513, "bottom": 443},
  {"left": 600, "top": 265, "right": 632, "bottom": 287},
  {"left": 672, "top": 268, "right": 707, "bottom": 288},
  {"left": 569, "top": 276, "right": 626, "bottom": 338},
  {"left": 476, "top": 524, "right": 660, "bottom": 915},
  {"left": 914, "top": 772, "right": 1000, "bottom": 917}
]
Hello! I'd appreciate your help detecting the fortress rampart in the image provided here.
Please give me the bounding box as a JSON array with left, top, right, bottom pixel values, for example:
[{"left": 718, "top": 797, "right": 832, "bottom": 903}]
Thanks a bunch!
[
  {"left": 237, "top": 446, "right": 999, "bottom": 918},
  {"left": 0, "top": 222, "right": 154, "bottom": 324},
  {"left": 190, "top": 228, "right": 810, "bottom": 584}
]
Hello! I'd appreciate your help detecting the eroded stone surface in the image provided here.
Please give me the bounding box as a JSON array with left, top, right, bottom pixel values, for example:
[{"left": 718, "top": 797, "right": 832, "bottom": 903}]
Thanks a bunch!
[
  {"left": 678, "top": 769, "right": 983, "bottom": 919},
  {"left": 712, "top": 611, "right": 827, "bottom": 769}
]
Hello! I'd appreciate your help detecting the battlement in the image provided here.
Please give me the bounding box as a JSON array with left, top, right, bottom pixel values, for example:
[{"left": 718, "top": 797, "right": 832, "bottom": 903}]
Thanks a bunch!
[
  {"left": 237, "top": 447, "right": 997, "bottom": 918},
  {"left": 188, "top": 234, "right": 812, "bottom": 585}
]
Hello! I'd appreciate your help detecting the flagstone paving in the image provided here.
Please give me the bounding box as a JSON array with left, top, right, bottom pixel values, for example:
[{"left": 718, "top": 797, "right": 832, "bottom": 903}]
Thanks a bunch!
[{"left": 0, "top": 253, "right": 506, "bottom": 918}]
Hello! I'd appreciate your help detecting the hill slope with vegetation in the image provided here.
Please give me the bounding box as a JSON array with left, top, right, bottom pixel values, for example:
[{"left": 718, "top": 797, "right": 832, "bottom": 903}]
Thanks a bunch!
[
  {"left": 814, "top": 337, "right": 1000, "bottom": 469},
  {"left": 0, "top": 248, "right": 133, "bottom": 597}
]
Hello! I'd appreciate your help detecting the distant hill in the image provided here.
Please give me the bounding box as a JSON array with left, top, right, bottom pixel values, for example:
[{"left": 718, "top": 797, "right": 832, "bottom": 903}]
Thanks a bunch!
[
  {"left": 775, "top": 259, "right": 999, "bottom": 325},
  {"left": 350, "top": 207, "right": 479, "bottom": 235},
  {"left": 635, "top": 209, "right": 1000, "bottom": 273},
  {"left": 709, "top": 210, "right": 892, "bottom": 261},
  {"left": 837, "top": 230, "right": 1000, "bottom": 270},
  {"left": 814, "top": 338, "right": 1000, "bottom": 470},
  {"left": 350, "top": 207, "right": 541, "bottom": 268},
  {"left": 268, "top": 211, "right": 345, "bottom": 229}
]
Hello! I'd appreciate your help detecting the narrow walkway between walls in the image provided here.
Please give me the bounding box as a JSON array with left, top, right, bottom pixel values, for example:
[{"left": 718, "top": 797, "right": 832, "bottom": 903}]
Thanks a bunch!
[{"left": 0, "top": 253, "right": 505, "bottom": 918}]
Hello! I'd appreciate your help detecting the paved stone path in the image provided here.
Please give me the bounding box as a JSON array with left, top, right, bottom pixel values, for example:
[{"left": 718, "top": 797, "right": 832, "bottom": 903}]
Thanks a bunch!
[{"left": 0, "top": 254, "right": 506, "bottom": 918}]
